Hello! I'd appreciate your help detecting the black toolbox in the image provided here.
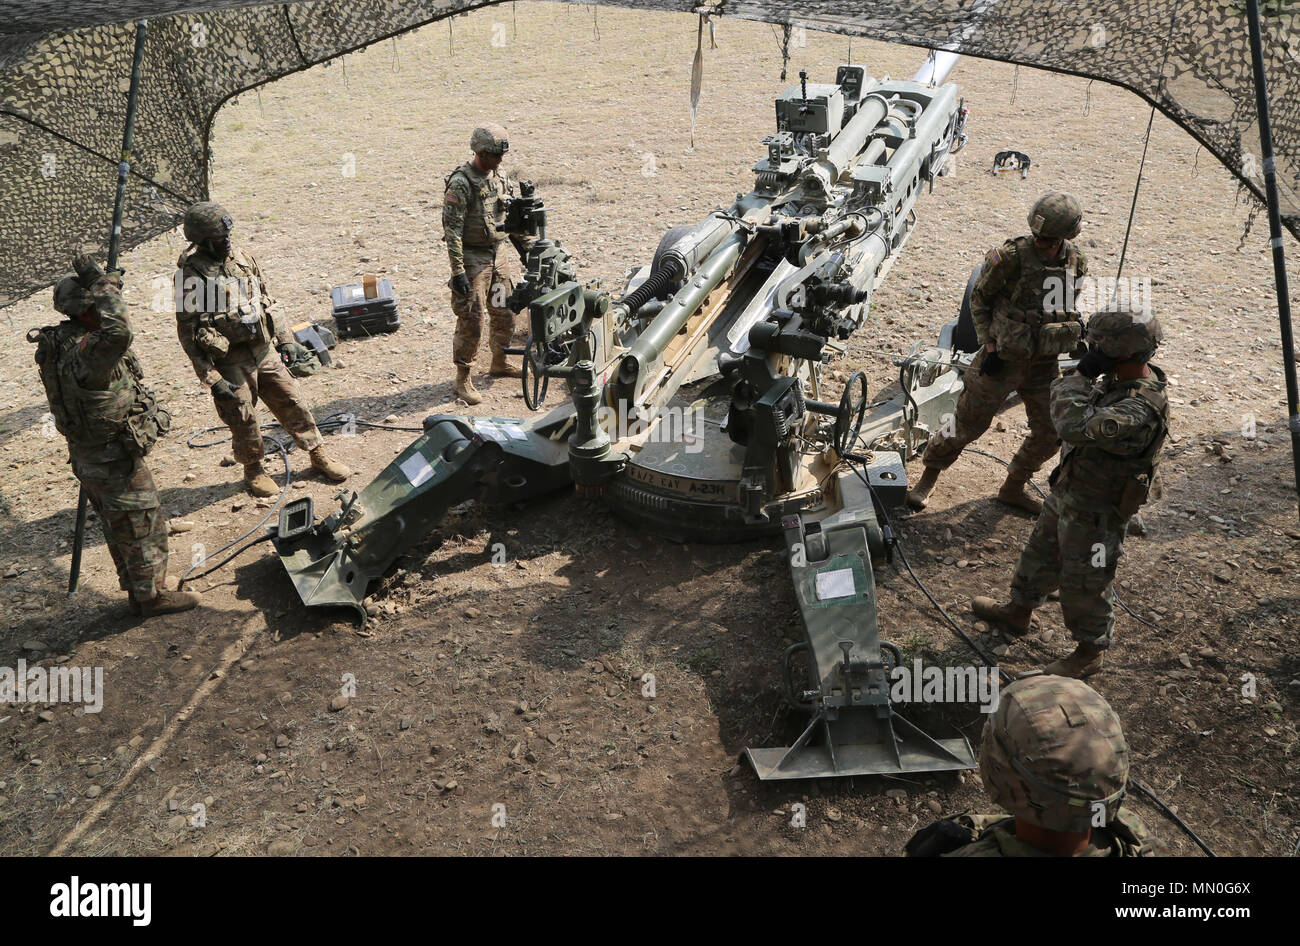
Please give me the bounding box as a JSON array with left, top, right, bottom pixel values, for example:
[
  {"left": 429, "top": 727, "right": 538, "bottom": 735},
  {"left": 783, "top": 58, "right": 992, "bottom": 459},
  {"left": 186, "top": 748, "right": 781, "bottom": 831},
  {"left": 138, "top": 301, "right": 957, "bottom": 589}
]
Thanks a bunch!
[{"left": 329, "top": 275, "right": 401, "bottom": 337}]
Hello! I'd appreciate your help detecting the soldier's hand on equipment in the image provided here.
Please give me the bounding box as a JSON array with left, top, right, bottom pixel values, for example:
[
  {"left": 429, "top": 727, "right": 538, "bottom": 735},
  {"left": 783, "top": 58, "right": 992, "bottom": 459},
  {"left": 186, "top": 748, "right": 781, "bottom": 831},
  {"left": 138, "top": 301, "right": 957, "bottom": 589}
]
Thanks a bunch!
[
  {"left": 71, "top": 253, "right": 106, "bottom": 288},
  {"left": 450, "top": 273, "right": 472, "bottom": 297},
  {"left": 277, "top": 340, "right": 310, "bottom": 364},
  {"left": 979, "top": 348, "right": 1005, "bottom": 377},
  {"left": 210, "top": 378, "right": 241, "bottom": 403}
]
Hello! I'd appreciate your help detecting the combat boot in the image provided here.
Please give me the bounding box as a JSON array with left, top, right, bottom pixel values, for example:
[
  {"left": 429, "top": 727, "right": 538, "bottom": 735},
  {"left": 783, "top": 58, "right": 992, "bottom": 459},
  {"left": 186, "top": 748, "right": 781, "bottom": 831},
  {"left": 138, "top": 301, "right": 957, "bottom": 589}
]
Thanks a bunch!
[
  {"left": 996, "top": 473, "right": 1042, "bottom": 514},
  {"left": 130, "top": 589, "right": 202, "bottom": 617},
  {"left": 1042, "top": 642, "right": 1106, "bottom": 679},
  {"left": 906, "top": 467, "right": 941, "bottom": 510},
  {"left": 244, "top": 462, "right": 277, "bottom": 497},
  {"left": 971, "top": 596, "right": 1033, "bottom": 637},
  {"left": 310, "top": 447, "right": 351, "bottom": 482},
  {"left": 489, "top": 351, "right": 523, "bottom": 379},
  {"left": 455, "top": 366, "right": 482, "bottom": 405}
]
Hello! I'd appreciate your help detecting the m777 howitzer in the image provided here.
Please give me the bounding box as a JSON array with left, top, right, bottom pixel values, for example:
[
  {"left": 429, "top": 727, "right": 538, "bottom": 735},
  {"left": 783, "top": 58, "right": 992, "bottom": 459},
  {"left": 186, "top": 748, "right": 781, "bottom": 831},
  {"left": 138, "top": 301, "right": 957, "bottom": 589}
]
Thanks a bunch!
[{"left": 274, "top": 59, "right": 985, "bottom": 780}]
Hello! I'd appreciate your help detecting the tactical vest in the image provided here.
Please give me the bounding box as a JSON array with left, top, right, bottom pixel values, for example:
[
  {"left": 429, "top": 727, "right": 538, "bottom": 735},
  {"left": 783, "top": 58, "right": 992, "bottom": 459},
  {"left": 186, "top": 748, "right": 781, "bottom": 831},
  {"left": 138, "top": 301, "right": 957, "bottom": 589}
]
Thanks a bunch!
[
  {"left": 446, "top": 163, "right": 512, "bottom": 248},
  {"left": 991, "top": 236, "right": 1083, "bottom": 360},
  {"left": 29, "top": 322, "right": 170, "bottom": 459},
  {"left": 178, "top": 247, "right": 271, "bottom": 359},
  {"left": 1054, "top": 366, "right": 1169, "bottom": 516}
]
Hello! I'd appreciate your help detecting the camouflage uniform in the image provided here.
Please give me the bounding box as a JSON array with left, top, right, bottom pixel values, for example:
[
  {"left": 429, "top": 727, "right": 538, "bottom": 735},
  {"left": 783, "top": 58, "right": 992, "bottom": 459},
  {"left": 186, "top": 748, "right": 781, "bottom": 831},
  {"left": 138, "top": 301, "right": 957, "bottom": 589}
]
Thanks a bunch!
[
  {"left": 175, "top": 243, "right": 324, "bottom": 465},
  {"left": 1009, "top": 366, "right": 1169, "bottom": 649},
  {"left": 30, "top": 274, "right": 172, "bottom": 600},
  {"left": 923, "top": 234, "right": 1089, "bottom": 483},
  {"left": 906, "top": 675, "right": 1160, "bottom": 857},
  {"left": 442, "top": 155, "right": 521, "bottom": 369},
  {"left": 936, "top": 810, "right": 1158, "bottom": 857}
]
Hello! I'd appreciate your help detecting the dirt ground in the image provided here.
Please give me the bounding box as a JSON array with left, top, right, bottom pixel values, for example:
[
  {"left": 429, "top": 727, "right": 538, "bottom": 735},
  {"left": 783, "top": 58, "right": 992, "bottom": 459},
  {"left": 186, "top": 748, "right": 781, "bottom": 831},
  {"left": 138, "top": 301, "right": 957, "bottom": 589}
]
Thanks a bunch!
[{"left": 0, "top": 4, "right": 1296, "bottom": 856}]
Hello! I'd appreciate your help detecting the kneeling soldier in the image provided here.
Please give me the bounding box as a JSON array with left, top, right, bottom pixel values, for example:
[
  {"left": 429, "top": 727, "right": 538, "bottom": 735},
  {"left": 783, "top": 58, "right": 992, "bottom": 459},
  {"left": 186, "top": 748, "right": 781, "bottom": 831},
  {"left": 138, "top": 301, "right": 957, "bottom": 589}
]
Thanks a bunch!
[{"left": 905, "top": 674, "right": 1159, "bottom": 857}]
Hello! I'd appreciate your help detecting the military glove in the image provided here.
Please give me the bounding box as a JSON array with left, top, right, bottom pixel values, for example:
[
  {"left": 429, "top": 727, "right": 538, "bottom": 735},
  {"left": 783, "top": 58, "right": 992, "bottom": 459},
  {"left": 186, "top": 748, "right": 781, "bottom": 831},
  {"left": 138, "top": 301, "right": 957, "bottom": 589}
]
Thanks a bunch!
[
  {"left": 277, "top": 340, "right": 310, "bottom": 364},
  {"left": 1077, "top": 347, "right": 1118, "bottom": 379},
  {"left": 450, "top": 273, "right": 472, "bottom": 297},
  {"left": 210, "top": 378, "right": 242, "bottom": 403},
  {"left": 979, "top": 349, "right": 1005, "bottom": 377}
]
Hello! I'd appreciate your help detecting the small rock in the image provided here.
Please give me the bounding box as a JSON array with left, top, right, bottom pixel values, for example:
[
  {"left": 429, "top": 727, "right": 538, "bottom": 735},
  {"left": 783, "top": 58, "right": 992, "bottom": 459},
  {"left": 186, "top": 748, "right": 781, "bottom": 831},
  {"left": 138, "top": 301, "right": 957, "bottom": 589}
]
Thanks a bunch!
[
  {"left": 167, "top": 815, "right": 188, "bottom": 830},
  {"left": 85, "top": 785, "right": 102, "bottom": 799},
  {"left": 230, "top": 499, "right": 247, "bottom": 512},
  {"left": 464, "top": 607, "right": 481, "bottom": 619},
  {"left": 1177, "top": 653, "right": 1193, "bottom": 669},
  {"left": 168, "top": 519, "right": 195, "bottom": 535},
  {"left": 825, "top": 807, "right": 842, "bottom": 822},
  {"left": 384, "top": 414, "right": 399, "bottom": 425},
  {"left": 37, "top": 710, "right": 54, "bottom": 723},
  {"left": 275, "top": 734, "right": 290, "bottom": 748},
  {"left": 219, "top": 455, "right": 237, "bottom": 467},
  {"left": 926, "top": 798, "right": 943, "bottom": 816},
  {"left": 3, "top": 567, "right": 17, "bottom": 579},
  {"left": 885, "top": 788, "right": 908, "bottom": 803},
  {"left": 328, "top": 695, "right": 350, "bottom": 712},
  {"left": 267, "top": 840, "right": 295, "bottom": 856},
  {"left": 399, "top": 717, "right": 413, "bottom": 731},
  {"left": 21, "top": 640, "right": 46, "bottom": 653}
]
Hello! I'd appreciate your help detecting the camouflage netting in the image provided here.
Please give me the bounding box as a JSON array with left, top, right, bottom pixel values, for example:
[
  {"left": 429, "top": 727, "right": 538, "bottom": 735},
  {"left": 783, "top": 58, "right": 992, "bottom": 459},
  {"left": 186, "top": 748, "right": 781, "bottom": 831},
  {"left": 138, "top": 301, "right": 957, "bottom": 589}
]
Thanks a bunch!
[{"left": 2, "top": 0, "right": 1299, "bottom": 307}]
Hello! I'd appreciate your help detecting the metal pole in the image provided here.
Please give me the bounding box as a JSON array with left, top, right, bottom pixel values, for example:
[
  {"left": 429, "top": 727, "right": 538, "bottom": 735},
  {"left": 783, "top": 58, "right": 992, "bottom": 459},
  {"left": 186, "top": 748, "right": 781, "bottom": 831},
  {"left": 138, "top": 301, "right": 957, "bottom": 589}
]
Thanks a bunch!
[
  {"left": 1245, "top": 0, "right": 1300, "bottom": 521},
  {"left": 69, "top": 18, "right": 148, "bottom": 594}
]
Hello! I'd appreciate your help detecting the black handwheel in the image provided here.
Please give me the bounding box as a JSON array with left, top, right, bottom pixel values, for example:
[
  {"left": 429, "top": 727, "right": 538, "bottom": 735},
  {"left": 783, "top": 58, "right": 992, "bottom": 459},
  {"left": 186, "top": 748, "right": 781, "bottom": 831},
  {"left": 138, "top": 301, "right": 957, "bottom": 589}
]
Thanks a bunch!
[
  {"left": 522, "top": 334, "right": 550, "bottom": 411},
  {"left": 834, "top": 370, "right": 869, "bottom": 456}
]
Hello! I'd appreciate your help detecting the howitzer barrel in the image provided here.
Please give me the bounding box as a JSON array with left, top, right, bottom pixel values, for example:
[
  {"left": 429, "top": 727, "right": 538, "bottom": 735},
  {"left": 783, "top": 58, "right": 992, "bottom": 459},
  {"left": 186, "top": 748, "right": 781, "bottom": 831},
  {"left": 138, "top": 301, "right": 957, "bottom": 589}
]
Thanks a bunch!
[
  {"left": 802, "top": 93, "right": 888, "bottom": 194},
  {"left": 613, "top": 227, "right": 748, "bottom": 405}
]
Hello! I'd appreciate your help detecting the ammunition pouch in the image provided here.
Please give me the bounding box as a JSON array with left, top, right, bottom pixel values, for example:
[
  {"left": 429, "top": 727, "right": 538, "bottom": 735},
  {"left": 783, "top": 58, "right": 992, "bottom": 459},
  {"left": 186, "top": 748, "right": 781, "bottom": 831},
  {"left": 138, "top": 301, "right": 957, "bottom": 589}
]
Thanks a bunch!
[
  {"left": 123, "top": 387, "right": 171, "bottom": 456},
  {"left": 989, "top": 307, "right": 1036, "bottom": 361},
  {"left": 1037, "top": 319, "right": 1083, "bottom": 357}
]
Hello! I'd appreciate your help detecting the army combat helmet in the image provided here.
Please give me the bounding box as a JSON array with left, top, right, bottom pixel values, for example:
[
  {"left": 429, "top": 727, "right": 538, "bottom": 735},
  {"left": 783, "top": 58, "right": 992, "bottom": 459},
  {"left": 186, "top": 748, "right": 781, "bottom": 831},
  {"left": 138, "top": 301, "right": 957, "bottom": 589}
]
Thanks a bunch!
[
  {"left": 1028, "top": 191, "right": 1083, "bottom": 240},
  {"left": 183, "top": 201, "right": 234, "bottom": 245},
  {"left": 470, "top": 123, "right": 509, "bottom": 156},
  {"left": 978, "top": 675, "right": 1129, "bottom": 833},
  {"left": 1087, "top": 302, "right": 1163, "bottom": 363},
  {"left": 52, "top": 274, "right": 93, "bottom": 316}
]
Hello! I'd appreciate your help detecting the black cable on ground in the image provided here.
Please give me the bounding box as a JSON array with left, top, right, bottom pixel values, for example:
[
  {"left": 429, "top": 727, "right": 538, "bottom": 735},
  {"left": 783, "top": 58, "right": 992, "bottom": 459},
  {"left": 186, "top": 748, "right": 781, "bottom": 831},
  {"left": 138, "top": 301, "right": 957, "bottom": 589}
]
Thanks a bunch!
[{"left": 842, "top": 451, "right": 1216, "bottom": 856}]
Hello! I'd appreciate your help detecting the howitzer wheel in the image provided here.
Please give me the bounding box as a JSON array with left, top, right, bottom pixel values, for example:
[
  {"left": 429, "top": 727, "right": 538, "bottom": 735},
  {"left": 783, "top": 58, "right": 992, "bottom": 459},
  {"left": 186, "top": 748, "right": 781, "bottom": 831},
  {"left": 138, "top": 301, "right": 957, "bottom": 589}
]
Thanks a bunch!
[
  {"left": 834, "top": 370, "right": 869, "bottom": 457},
  {"left": 521, "top": 334, "right": 550, "bottom": 411}
]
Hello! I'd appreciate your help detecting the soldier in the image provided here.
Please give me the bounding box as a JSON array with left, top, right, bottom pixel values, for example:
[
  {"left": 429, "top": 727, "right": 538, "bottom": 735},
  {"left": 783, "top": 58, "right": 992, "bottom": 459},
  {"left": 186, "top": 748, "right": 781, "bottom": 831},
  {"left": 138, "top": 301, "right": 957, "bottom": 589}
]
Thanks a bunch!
[
  {"left": 175, "top": 201, "right": 350, "bottom": 497},
  {"left": 905, "top": 674, "right": 1160, "bottom": 857},
  {"left": 908, "top": 192, "right": 1089, "bottom": 514},
  {"left": 29, "top": 259, "right": 200, "bottom": 616},
  {"left": 971, "top": 305, "right": 1169, "bottom": 678},
  {"left": 442, "top": 123, "right": 525, "bottom": 405}
]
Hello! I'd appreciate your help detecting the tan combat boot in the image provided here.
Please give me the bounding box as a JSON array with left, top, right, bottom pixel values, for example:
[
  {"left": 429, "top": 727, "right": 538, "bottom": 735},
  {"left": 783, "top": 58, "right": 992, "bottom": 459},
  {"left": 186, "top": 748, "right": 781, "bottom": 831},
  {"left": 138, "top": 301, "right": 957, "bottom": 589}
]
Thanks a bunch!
[
  {"left": 131, "top": 588, "right": 202, "bottom": 617},
  {"left": 972, "top": 596, "right": 1034, "bottom": 637},
  {"left": 1042, "top": 642, "right": 1106, "bottom": 679},
  {"left": 997, "top": 473, "right": 1042, "bottom": 514},
  {"left": 244, "top": 462, "right": 277, "bottom": 497},
  {"left": 455, "top": 366, "right": 482, "bottom": 405},
  {"left": 906, "top": 467, "right": 941, "bottom": 510},
  {"left": 310, "top": 447, "right": 351, "bottom": 482},
  {"left": 489, "top": 351, "right": 523, "bottom": 379}
]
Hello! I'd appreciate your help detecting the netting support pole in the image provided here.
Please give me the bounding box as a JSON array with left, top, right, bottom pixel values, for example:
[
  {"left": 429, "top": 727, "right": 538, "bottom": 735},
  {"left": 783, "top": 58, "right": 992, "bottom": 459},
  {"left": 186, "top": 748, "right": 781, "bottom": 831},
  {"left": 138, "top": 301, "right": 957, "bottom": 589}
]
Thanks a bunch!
[
  {"left": 69, "top": 18, "right": 148, "bottom": 595},
  {"left": 1245, "top": 0, "right": 1300, "bottom": 522}
]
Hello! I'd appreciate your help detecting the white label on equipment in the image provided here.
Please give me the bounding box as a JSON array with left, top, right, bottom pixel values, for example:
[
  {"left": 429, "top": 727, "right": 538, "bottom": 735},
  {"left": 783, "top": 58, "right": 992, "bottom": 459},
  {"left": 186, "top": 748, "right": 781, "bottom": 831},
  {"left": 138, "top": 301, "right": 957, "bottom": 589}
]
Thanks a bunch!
[
  {"left": 815, "top": 567, "right": 856, "bottom": 600},
  {"left": 347, "top": 285, "right": 364, "bottom": 300},
  {"left": 399, "top": 451, "right": 434, "bottom": 487},
  {"left": 504, "top": 423, "right": 528, "bottom": 441},
  {"left": 474, "top": 422, "right": 508, "bottom": 443}
]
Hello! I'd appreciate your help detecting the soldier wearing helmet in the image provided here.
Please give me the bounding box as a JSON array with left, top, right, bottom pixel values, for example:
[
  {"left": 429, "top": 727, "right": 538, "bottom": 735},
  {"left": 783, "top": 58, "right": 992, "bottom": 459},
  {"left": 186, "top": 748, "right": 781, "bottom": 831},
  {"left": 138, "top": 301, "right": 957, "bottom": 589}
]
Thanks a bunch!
[
  {"left": 441, "top": 123, "right": 526, "bottom": 404},
  {"left": 908, "top": 192, "right": 1089, "bottom": 514},
  {"left": 28, "top": 258, "right": 200, "bottom": 617},
  {"left": 175, "top": 201, "right": 351, "bottom": 497},
  {"left": 906, "top": 675, "right": 1159, "bottom": 856},
  {"left": 972, "top": 302, "right": 1169, "bottom": 678}
]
